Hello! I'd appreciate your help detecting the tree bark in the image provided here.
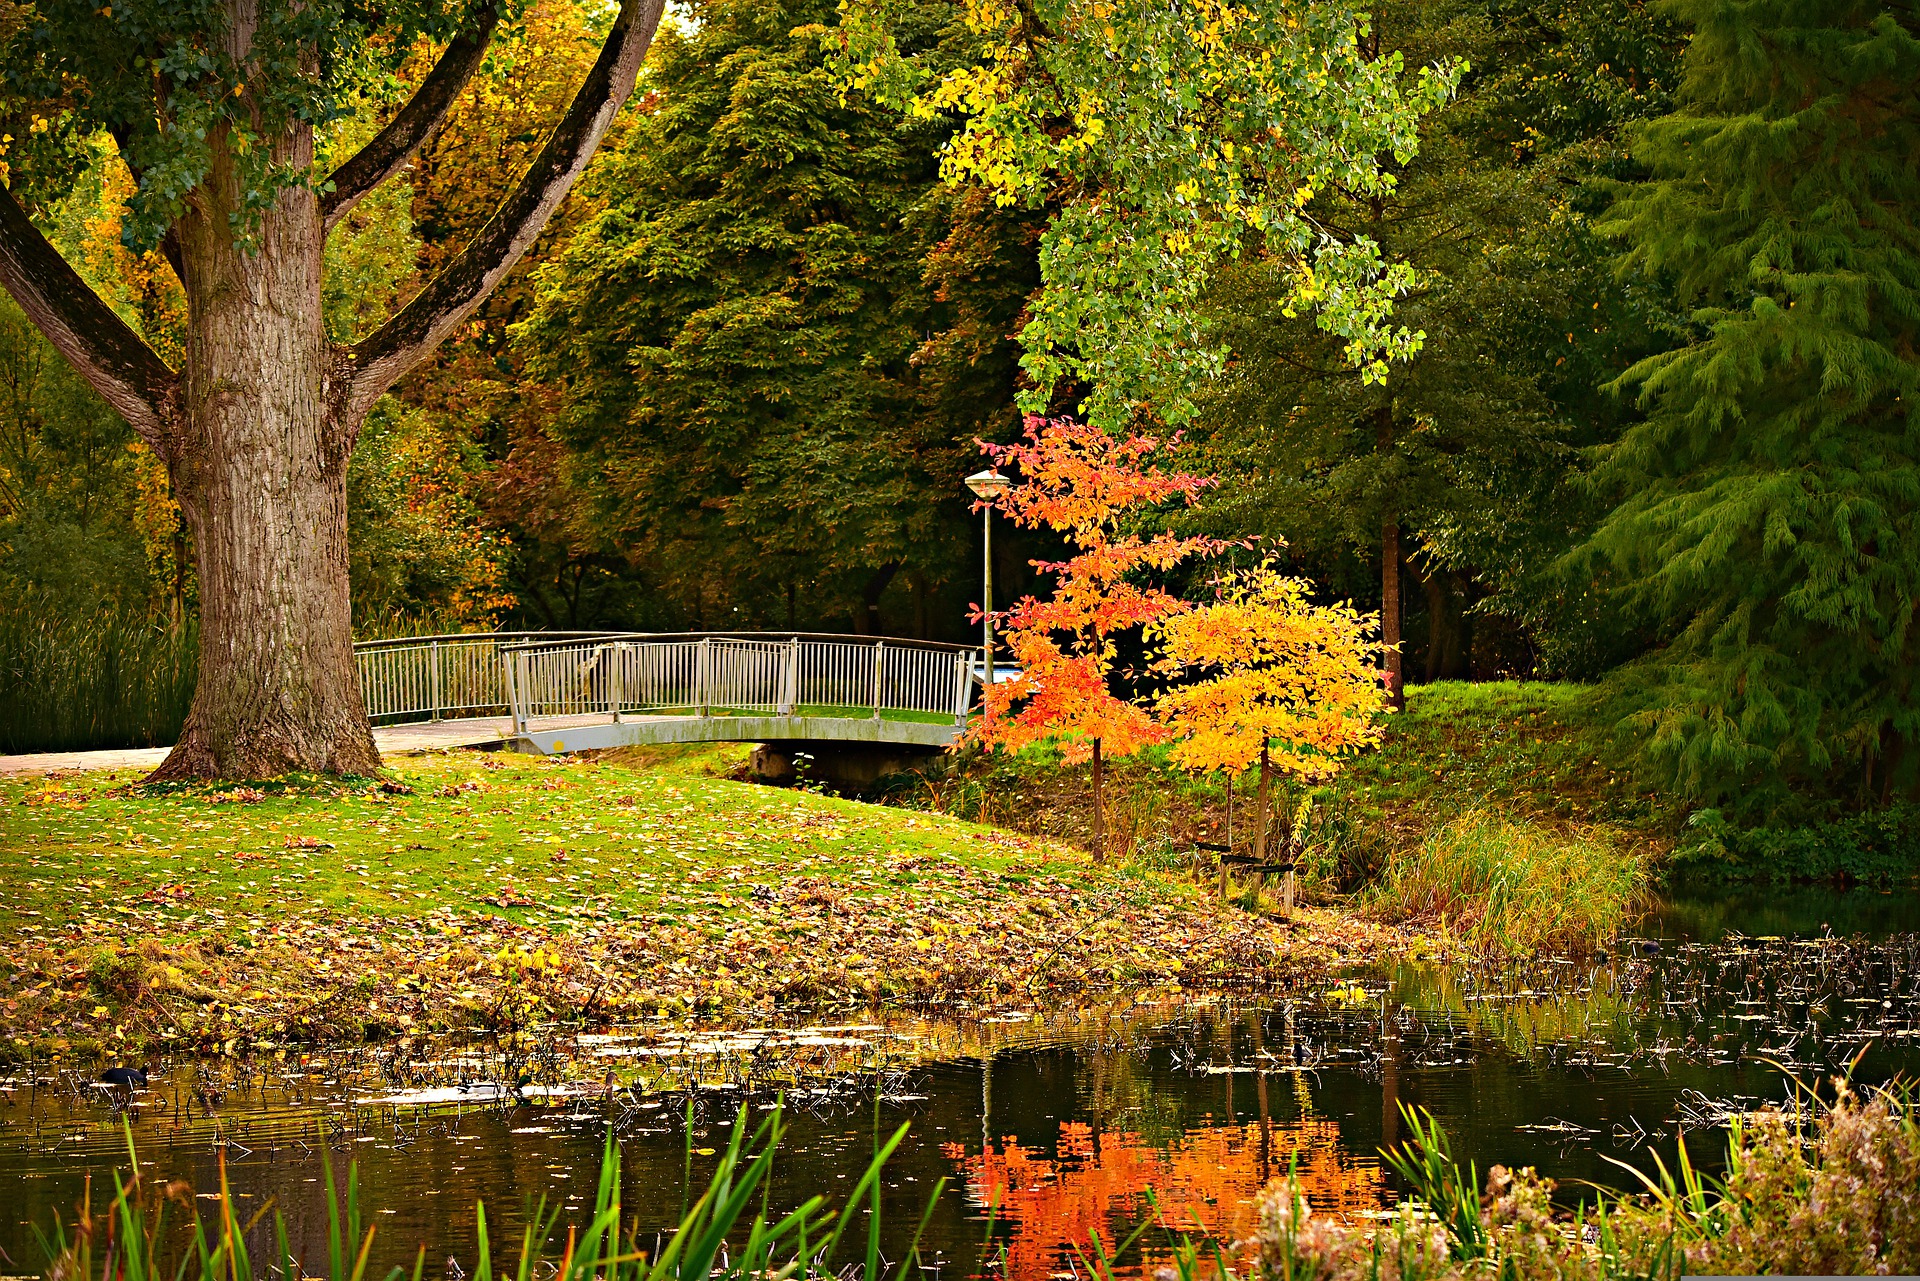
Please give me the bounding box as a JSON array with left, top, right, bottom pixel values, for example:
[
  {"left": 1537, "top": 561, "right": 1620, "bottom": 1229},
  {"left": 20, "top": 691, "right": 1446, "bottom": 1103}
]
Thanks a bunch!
[
  {"left": 852, "top": 561, "right": 899, "bottom": 636},
  {"left": 1420, "top": 566, "right": 1472, "bottom": 681},
  {"left": 1252, "top": 742, "right": 1271, "bottom": 868},
  {"left": 1382, "top": 519, "right": 1405, "bottom": 711},
  {"left": 148, "top": 110, "right": 380, "bottom": 780}
]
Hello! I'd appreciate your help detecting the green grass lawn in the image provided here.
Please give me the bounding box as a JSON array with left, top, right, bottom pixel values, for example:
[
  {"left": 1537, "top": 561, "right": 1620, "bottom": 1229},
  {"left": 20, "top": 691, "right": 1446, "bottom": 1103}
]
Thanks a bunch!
[
  {"left": 1332, "top": 680, "right": 1677, "bottom": 844},
  {"left": 0, "top": 747, "right": 1415, "bottom": 1057},
  {"left": 1, "top": 748, "right": 1032, "bottom": 933}
]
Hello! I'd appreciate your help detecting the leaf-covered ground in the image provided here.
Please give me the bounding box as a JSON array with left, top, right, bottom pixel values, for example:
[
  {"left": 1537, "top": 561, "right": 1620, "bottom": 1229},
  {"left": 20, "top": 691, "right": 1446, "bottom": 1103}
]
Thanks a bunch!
[{"left": 0, "top": 749, "right": 1431, "bottom": 1058}]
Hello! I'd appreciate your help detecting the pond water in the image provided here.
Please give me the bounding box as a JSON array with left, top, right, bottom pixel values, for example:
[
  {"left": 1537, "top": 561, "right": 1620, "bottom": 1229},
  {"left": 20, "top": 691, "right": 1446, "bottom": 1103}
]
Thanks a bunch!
[{"left": 3, "top": 885, "right": 1917, "bottom": 1280}]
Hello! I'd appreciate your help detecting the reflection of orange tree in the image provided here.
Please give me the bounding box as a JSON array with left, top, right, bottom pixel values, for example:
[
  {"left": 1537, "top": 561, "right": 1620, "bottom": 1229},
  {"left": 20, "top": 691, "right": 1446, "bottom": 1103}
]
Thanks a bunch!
[{"left": 943, "top": 1117, "right": 1385, "bottom": 1279}]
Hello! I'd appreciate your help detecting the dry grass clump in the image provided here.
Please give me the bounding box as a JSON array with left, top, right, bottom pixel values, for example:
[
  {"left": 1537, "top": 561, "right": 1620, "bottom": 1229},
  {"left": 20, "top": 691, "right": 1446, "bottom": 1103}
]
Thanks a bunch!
[
  {"left": 1248, "top": 1080, "right": 1920, "bottom": 1281},
  {"left": 1360, "top": 811, "right": 1649, "bottom": 955}
]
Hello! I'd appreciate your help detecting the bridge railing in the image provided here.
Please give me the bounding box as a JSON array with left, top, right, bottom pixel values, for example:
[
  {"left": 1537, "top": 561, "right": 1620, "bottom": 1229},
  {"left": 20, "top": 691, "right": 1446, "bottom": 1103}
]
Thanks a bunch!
[
  {"left": 353, "top": 632, "right": 623, "bottom": 724},
  {"left": 498, "top": 633, "right": 980, "bottom": 734}
]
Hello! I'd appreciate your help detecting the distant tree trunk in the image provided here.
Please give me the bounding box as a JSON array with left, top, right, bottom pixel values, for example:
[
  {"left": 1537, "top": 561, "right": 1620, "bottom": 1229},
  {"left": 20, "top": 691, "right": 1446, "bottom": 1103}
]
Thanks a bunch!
[
  {"left": 1421, "top": 567, "right": 1473, "bottom": 681},
  {"left": 853, "top": 561, "right": 899, "bottom": 636},
  {"left": 1252, "top": 742, "right": 1272, "bottom": 867},
  {"left": 1375, "top": 406, "right": 1405, "bottom": 712},
  {"left": 1090, "top": 737, "right": 1105, "bottom": 861},
  {"left": 909, "top": 569, "right": 929, "bottom": 639},
  {"left": 1382, "top": 520, "right": 1405, "bottom": 711}
]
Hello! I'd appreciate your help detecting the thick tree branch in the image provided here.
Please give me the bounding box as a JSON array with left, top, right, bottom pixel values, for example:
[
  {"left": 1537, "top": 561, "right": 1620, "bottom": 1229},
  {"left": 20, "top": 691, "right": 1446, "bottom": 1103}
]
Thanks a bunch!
[
  {"left": 340, "top": 0, "right": 662, "bottom": 424},
  {"left": 321, "top": 6, "right": 503, "bottom": 232},
  {"left": 0, "top": 184, "right": 176, "bottom": 446}
]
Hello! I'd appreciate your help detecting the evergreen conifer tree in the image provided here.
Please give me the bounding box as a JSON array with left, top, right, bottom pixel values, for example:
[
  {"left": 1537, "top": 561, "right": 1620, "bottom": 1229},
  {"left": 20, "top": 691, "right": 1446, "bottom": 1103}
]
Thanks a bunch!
[{"left": 1593, "top": 0, "right": 1920, "bottom": 806}]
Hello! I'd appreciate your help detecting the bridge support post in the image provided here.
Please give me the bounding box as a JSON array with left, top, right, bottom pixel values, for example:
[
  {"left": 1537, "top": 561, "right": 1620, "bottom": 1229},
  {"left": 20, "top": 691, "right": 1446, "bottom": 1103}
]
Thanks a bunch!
[
  {"left": 506, "top": 648, "right": 524, "bottom": 735},
  {"left": 872, "top": 641, "right": 885, "bottom": 721},
  {"left": 609, "top": 643, "right": 624, "bottom": 725},
  {"left": 781, "top": 637, "right": 798, "bottom": 715},
  {"left": 698, "top": 637, "right": 712, "bottom": 717},
  {"left": 430, "top": 640, "right": 443, "bottom": 722},
  {"left": 951, "top": 651, "right": 971, "bottom": 727}
]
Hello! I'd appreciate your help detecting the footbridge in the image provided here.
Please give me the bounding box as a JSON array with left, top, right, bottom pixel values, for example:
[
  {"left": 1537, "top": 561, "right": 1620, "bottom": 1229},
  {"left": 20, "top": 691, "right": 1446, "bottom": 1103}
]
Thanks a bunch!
[{"left": 355, "top": 632, "right": 983, "bottom": 760}]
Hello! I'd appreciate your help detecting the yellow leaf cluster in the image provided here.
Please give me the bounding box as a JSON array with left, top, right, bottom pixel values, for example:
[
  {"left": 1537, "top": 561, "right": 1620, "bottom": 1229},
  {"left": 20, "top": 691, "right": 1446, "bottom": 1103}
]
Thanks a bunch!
[{"left": 1153, "top": 562, "right": 1387, "bottom": 778}]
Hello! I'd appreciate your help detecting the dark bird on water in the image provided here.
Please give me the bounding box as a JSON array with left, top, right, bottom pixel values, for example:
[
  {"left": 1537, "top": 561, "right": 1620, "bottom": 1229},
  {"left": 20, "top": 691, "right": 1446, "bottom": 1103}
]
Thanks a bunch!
[{"left": 100, "top": 1066, "right": 149, "bottom": 1088}]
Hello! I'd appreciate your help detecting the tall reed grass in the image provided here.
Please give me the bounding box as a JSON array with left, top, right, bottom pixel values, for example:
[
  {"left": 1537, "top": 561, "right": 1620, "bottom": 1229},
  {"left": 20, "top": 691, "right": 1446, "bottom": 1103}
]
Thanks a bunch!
[
  {"left": 1361, "top": 811, "right": 1649, "bottom": 955},
  {"left": 41, "top": 1105, "right": 930, "bottom": 1281},
  {"left": 0, "top": 601, "right": 196, "bottom": 754}
]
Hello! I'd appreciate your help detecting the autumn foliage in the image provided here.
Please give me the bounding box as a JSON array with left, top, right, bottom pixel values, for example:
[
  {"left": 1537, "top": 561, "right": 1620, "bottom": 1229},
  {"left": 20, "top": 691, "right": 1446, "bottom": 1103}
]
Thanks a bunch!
[
  {"left": 968, "top": 419, "right": 1386, "bottom": 864},
  {"left": 966, "top": 418, "right": 1221, "bottom": 855},
  {"left": 971, "top": 418, "right": 1221, "bottom": 762},
  {"left": 1155, "top": 563, "right": 1387, "bottom": 781}
]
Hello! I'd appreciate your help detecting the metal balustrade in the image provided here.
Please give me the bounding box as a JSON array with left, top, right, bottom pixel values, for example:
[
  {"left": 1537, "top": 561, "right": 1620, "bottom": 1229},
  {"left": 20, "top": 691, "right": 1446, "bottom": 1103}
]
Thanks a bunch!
[
  {"left": 499, "top": 633, "right": 978, "bottom": 734},
  {"left": 353, "top": 632, "right": 618, "bottom": 724},
  {"left": 353, "top": 631, "right": 980, "bottom": 752}
]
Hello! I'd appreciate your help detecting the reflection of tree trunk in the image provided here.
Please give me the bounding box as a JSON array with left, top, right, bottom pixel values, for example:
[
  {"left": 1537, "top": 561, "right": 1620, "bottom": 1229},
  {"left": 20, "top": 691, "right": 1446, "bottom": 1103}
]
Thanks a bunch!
[
  {"left": 1254, "top": 1015, "right": 1272, "bottom": 1183},
  {"left": 1090, "top": 738, "right": 1105, "bottom": 861},
  {"left": 1420, "top": 567, "right": 1472, "bottom": 681},
  {"left": 1382, "top": 1020, "right": 1400, "bottom": 1153},
  {"left": 1382, "top": 520, "right": 1405, "bottom": 711},
  {"left": 982, "top": 1051, "right": 992, "bottom": 1151}
]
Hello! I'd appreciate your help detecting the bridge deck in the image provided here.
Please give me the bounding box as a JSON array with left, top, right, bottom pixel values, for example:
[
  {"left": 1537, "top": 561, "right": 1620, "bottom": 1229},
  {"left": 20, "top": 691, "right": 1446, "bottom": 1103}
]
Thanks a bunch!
[{"left": 515, "top": 711, "right": 963, "bottom": 755}]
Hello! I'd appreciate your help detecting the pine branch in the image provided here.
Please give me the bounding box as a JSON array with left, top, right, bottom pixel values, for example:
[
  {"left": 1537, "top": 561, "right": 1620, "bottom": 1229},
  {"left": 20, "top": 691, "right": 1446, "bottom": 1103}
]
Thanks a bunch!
[
  {"left": 321, "top": 5, "right": 503, "bottom": 232},
  {"left": 337, "top": 0, "right": 664, "bottom": 429},
  {"left": 0, "top": 184, "right": 176, "bottom": 448}
]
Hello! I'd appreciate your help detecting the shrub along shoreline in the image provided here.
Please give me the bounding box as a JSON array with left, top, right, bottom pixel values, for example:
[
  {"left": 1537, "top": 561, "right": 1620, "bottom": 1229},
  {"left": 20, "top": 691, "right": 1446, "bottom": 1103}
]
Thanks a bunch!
[{"left": 0, "top": 750, "right": 1437, "bottom": 1060}]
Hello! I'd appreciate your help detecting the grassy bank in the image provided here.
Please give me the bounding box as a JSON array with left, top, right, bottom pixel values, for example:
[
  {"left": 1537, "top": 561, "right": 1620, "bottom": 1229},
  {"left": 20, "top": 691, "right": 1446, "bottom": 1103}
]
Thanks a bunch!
[
  {"left": 0, "top": 748, "right": 1426, "bottom": 1058},
  {"left": 898, "top": 682, "right": 1665, "bottom": 947},
  {"left": 1360, "top": 811, "right": 1650, "bottom": 955}
]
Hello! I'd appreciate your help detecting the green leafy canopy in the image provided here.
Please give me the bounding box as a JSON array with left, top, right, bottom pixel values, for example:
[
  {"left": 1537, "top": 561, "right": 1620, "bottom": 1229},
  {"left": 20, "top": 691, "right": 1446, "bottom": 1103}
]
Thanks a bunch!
[
  {"left": 2, "top": 0, "right": 513, "bottom": 246},
  {"left": 825, "top": 0, "right": 1462, "bottom": 430},
  {"left": 1590, "top": 0, "right": 1920, "bottom": 806}
]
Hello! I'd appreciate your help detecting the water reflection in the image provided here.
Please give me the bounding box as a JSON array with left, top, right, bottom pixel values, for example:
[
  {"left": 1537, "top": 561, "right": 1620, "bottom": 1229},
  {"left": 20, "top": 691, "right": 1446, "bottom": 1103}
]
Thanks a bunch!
[
  {"left": 0, "top": 889, "right": 1915, "bottom": 1279},
  {"left": 954, "top": 1116, "right": 1382, "bottom": 1278}
]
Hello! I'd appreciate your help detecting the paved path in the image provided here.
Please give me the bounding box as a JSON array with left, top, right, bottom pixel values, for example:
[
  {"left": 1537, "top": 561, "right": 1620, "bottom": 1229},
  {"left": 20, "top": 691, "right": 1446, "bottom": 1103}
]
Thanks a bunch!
[{"left": 0, "top": 716, "right": 535, "bottom": 776}]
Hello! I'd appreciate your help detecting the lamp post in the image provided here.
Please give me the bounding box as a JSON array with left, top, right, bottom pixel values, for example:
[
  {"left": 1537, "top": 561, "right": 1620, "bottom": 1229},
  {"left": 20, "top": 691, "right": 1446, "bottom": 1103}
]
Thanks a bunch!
[{"left": 964, "top": 468, "right": 1012, "bottom": 686}]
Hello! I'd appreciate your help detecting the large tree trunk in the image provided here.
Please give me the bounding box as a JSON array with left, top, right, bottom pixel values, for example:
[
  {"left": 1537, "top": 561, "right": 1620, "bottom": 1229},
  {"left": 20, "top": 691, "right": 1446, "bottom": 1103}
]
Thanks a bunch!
[
  {"left": 149, "top": 122, "right": 379, "bottom": 781},
  {"left": 0, "top": 0, "right": 663, "bottom": 780}
]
